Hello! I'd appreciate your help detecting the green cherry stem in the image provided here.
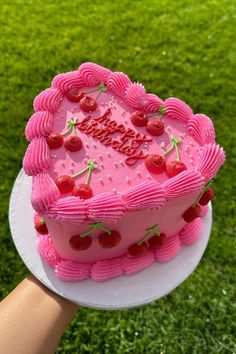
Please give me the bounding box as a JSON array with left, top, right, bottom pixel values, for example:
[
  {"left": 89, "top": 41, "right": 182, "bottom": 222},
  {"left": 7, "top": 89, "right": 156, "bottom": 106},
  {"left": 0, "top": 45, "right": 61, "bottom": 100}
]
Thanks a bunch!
[
  {"left": 85, "top": 160, "right": 97, "bottom": 185},
  {"left": 159, "top": 106, "right": 166, "bottom": 118},
  {"left": 71, "top": 160, "right": 97, "bottom": 179},
  {"left": 60, "top": 119, "right": 78, "bottom": 136},
  {"left": 137, "top": 224, "right": 160, "bottom": 245},
  {"left": 83, "top": 81, "right": 108, "bottom": 97},
  {"left": 192, "top": 181, "right": 213, "bottom": 208},
  {"left": 162, "top": 135, "right": 182, "bottom": 160},
  {"left": 80, "top": 222, "right": 111, "bottom": 238}
]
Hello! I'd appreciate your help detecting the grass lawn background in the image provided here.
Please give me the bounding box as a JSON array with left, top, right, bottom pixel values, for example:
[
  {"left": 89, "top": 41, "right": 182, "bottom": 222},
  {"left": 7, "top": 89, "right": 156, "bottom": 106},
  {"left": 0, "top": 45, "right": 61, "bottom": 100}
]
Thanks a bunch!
[{"left": 0, "top": 0, "right": 235, "bottom": 353}]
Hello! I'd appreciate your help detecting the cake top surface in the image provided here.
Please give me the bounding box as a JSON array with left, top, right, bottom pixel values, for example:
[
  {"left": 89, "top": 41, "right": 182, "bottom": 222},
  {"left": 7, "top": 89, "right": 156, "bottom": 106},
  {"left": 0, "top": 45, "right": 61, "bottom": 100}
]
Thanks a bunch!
[{"left": 23, "top": 62, "right": 225, "bottom": 222}]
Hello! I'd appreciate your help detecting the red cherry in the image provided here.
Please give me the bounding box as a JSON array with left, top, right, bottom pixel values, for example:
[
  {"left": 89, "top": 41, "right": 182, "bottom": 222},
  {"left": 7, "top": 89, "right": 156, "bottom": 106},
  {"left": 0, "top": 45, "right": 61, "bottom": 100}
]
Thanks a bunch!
[
  {"left": 128, "top": 242, "right": 149, "bottom": 257},
  {"left": 199, "top": 187, "right": 215, "bottom": 206},
  {"left": 145, "top": 154, "right": 166, "bottom": 174},
  {"left": 148, "top": 233, "right": 167, "bottom": 250},
  {"left": 166, "top": 160, "right": 187, "bottom": 178},
  {"left": 55, "top": 175, "right": 75, "bottom": 194},
  {"left": 46, "top": 132, "right": 63, "bottom": 149},
  {"left": 34, "top": 214, "right": 48, "bottom": 235},
  {"left": 69, "top": 235, "right": 92, "bottom": 251},
  {"left": 64, "top": 136, "right": 83, "bottom": 152},
  {"left": 183, "top": 204, "right": 201, "bottom": 222},
  {"left": 66, "top": 87, "right": 84, "bottom": 102},
  {"left": 80, "top": 96, "right": 97, "bottom": 112},
  {"left": 146, "top": 119, "right": 164, "bottom": 136},
  {"left": 130, "top": 111, "right": 148, "bottom": 127},
  {"left": 98, "top": 230, "right": 121, "bottom": 249},
  {"left": 72, "top": 183, "right": 93, "bottom": 200}
]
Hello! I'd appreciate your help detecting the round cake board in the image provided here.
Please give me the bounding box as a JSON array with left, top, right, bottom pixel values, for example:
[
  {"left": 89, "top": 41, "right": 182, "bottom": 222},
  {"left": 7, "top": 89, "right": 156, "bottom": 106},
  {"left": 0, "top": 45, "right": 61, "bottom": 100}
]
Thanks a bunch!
[{"left": 9, "top": 170, "right": 212, "bottom": 310}]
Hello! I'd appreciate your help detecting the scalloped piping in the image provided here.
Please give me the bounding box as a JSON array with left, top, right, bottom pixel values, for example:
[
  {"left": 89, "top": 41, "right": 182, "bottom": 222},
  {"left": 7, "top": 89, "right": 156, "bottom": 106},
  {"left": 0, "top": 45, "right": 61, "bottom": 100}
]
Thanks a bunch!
[
  {"left": 23, "top": 62, "right": 225, "bottom": 221},
  {"left": 37, "top": 217, "right": 203, "bottom": 282}
]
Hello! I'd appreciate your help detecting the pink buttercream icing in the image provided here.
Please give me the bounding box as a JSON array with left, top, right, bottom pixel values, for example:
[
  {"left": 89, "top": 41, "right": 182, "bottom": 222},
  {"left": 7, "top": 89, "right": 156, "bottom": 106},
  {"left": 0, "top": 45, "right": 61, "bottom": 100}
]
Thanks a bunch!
[
  {"left": 188, "top": 114, "right": 215, "bottom": 145},
  {"left": 179, "top": 218, "right": 202, "bottom": 245},
  {"left": 121, "top": 181, "right": 166, "bottom": 211},
  {"left": 123, "top": 251, "right": 155, "bottom": 275},
  {"left": 25, "top": 111, "right": 53, "bottom": 142},
  {"left": 196, "top": 143, "right": 226, "bottom": 181},
  {"left": 107, "top": 71, "right": 132, "bottom": 97},
  {"left": 37, "top": 235, "right": 61, "bottom": 267},
  {"left": 163, "top": 170, "right": 205, "bottom": 200},
  {"left": 46, "top": 196, "right": 88, "bottom": 223},
  {"left": 55, "top": 260, "right": 90, "bottom": 281},
  {"left": 33, "top": 88, "right": 63, "bottom": 113},
  {"left": 199, "top": 204, "right": 208, "bottom": 217},
  {"left": 154, "top": 234, "right": 181, "bottom": 263},
  {"left": 86, "top": 193, "right": 125, "bottom": 223},
  {"left": 78, "top": 62, "right": 111, "bottom": 86},
  {"left": 125, "top": 82, "right": 146, "bottom": 109},
  {"left": 31, "top": 172, "right": 61, "bottom": 213},
  {"left": 23, "top": 137, "right": 50, "bottom": 176},
  {"left": 51, "top": 71, "right": 84, "bottom": 93},
  {"left": 91, "top": 257, "right": 123, "bottom": 281},
  {"left": 164, "top": 97, "right": 193, "bottom": 122},
  {"left": 142, "top": 93, "right": 164, "bottom": 113}
]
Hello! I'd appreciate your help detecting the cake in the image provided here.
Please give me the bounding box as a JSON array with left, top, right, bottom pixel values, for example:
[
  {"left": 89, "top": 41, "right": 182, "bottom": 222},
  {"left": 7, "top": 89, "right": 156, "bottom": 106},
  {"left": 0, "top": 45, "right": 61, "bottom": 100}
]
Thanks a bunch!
[{"left": 23, "top": 62, "right": 225, "bottom": 282}]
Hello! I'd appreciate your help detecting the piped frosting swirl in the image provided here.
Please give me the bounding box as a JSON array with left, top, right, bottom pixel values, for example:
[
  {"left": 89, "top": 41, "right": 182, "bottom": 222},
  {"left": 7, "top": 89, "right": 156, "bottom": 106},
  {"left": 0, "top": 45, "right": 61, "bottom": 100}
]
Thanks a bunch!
[
  {"left": 23, "top": 137, "right": 50, "bottom": 176},
  {"left": 25, "top": 111, "right": 53, "bottom": 142}
]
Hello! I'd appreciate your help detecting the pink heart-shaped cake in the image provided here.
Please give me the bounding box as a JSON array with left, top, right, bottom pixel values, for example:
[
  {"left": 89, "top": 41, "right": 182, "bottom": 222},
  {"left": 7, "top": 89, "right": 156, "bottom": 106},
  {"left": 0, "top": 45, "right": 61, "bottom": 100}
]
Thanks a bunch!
[{"left": 23, "top": 62, "right": 225, "bottom": 282}]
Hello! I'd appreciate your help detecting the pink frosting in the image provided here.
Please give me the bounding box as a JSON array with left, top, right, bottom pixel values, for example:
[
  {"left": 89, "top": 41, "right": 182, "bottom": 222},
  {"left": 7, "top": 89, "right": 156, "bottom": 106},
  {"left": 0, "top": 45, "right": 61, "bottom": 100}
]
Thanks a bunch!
[
  {"left": 154, "top": 234, "right": 181, "bottom": 263},
  {"left": 163, "top": 97, "right": 193, "bottom": 122},
  {"left": 55, "top": 260, "right": 90, "bottom": 281},
  {"left": 23, "top": 137, "right": 50, "bottom": 176},
  {"left": 25, "top": 111, "right": 53, "bottom": 142},
  {"left": 188, "top": 114, "right": 215, "bottom": 145},
  {"left": 125, "top": 83, "right": 146, "bottom": 109},
  {"left": 78, "top": 62, "right": 111, "bottom": 86},
  {"left": 46, "top": 197, "right": 88, "bottom": 223},
  {"left": 33, "top": 88, "right": 63, "bottom": 113},
  {"left": 91, "top": 257, "right": 123, "bottom": 281},
  {"left": 142, "top": 93, "right": 164, "bottom": 113},
  {"left": 37, "top": 235, "right": 61, "bottom": 267},
  {"left": 51, "top": 71, "right": 84, "bottom": 93},
  {"left": 196, "top": 143, "right": 226, "bottom": 181},
  {"left": 31, "top": 172, "right": 61, "bottom": 213},
  {"left": 107, "top": 72, "right": 132, "bottom": 97},
  {"left": 199, "top": 204, "right": 208, "bottom": 217},
  {"left": 164, "top": 170, "right": 205, "bottom": 200},
  {"left": 87, "top": 193, "right": 125, "bottom": 223},
  {"left": 179, "top": 218, "right": 202, "bottom": 245},
  {"left": 123, "top": 251, "right": 155, "bottom": 275},
  {"left": 122, "top": 181, "right": 166, "bottom": 211}
]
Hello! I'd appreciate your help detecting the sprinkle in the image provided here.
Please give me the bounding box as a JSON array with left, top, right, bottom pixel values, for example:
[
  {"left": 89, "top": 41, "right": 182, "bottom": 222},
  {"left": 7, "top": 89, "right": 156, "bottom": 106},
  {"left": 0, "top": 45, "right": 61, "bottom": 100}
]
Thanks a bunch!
[
  {"left": 100, "top": 163, "right": 104, "bottom": 169},
  {"left": 190, "top": 141, "right": 194, "bottom": 146},
  {"left": 120, "top": 160, "right": 124, "bottom": 166},
  {"left": 190, "top": 159, "right": 194, "bottom": 165},
  {"left": 93, "top": 143, "right": 97, "bottom": 149},
  {"left": 98, "top": 154, "right": 103, "bottom": 160},
  {"left": 70, "top": 168, "right": 74, "bottom": 173},
  {"left": 113, "top": 188, "right": 117, "bottom": 193},
  {"left": 99, "top": 178, "right": 104, "bottom": 185},
  {"left": 108, "top": 174, "right": 112, "bottom": 181},
  {"left": 126, "top": 176, "right": 130, "bottom": 183},
  {"left": 147, "top": 175, "right": 151, "bottom": 180},
  {"left": 61, "top": 162, "right": 65, "bottom": 168},
  {"left": 137, "top": 171, "right": 141, "bottom": 177},
  {"left": 85, "top": 143, "right": 89, "bottom": 149},
  {"left": 190, "top": 154, "right": 193, "bottom": 158},
  {"left": 160, "top": 142, "right": 165, "bottom": 148},
  {"left": 106, "top": 152, "right": 111, "bottom": 158},
  {"left": 50, "top": 154, "right": 57, "bottom": 158},
  {"left": 71, "top": 161, "right": 75, "bottom": 167},
  {"left": 114, "top": 162, "right": 118, "bottom": 168}
]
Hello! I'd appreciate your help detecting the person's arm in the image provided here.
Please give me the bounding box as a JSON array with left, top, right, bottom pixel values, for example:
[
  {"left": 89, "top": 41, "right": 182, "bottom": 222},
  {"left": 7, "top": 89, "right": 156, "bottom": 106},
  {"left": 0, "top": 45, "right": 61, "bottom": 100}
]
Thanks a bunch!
[{"left": 0, "top": 274, "right": 78, "bottom": 354}]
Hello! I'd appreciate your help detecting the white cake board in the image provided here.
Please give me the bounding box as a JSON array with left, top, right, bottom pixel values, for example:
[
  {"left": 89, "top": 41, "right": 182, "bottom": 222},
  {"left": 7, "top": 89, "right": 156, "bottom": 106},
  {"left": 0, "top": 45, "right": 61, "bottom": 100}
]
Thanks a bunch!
[{"left": 9, "top": 170, "right": 212, "bottom": 310}]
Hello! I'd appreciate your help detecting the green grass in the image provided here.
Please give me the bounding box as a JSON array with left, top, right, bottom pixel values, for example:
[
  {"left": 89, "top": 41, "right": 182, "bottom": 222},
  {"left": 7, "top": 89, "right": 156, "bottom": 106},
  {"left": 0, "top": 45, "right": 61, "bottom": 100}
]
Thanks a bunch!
[{"left": 0, "top": 0, "right": 236, "bottom": 353}]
